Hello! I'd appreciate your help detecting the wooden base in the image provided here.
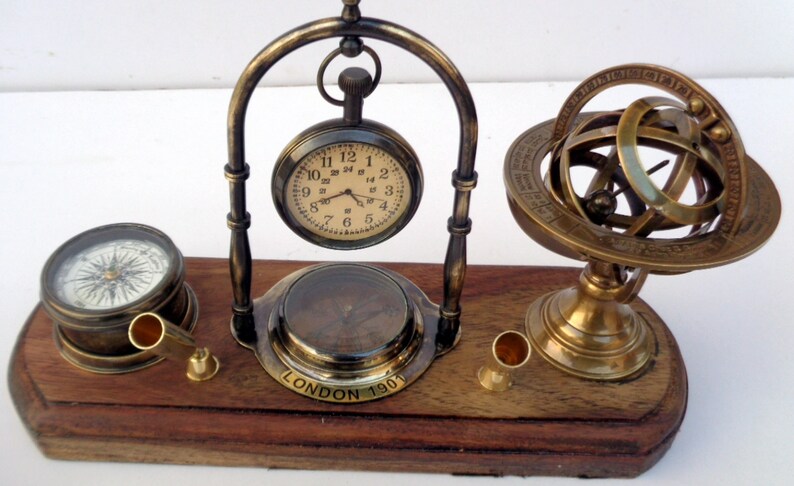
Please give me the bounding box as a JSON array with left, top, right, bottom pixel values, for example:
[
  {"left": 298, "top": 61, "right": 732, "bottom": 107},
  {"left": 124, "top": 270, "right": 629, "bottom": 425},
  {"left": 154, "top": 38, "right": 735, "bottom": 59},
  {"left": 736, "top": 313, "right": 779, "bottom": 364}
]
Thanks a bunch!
[{"left": 9, "top": 258, "right": 687, "bottom": 478}]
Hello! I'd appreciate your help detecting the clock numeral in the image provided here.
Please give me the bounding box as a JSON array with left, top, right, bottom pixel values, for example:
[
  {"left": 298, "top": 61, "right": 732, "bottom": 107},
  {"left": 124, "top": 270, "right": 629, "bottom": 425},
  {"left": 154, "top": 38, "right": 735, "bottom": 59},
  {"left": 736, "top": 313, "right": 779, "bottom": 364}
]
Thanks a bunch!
[
  {"left": 301, "top": 187, "right": 311, "bottom": 198},
  {"left": 366, "top": 155, "right": 372, "bottom": 167},
  {"left": 365, "top": 214, "right": 373, "bottom": 224},
  {"left": 343, "top": 217, "right": 352, "bottom": 227},
  {"left": 344, "top": 208, "right": 352, "bottom": 214},
  {"left": 366, "top": 176, "right": 375, "bottom": 183},
  {"left": 385, "top": 185, "right": 394, "bottom": 196},
  {"left": 379, "top": 201, "right": 388, "bottom": 211},
  {"left": 321, "top": 178, "right": 331, "bottom": 185},
  {"left": 341, "top": 150, "right": 357, "bottom": 163},
  {"left": 308, "top": 169, "right": 321, "bottom": 181},
  {"left": 358, "top": 169, "right": 366, "bottom": 175},
  {"left": 330, "top": 169, "right": 339, "bottom": 176},
  {"left": 324, "top": 215, "right": 334, "bottom": 225},
  {"left": 379, "top": 168, "right": 389, "bottom": 179},
  {"left": 321, "top": 156, "right": 332, "bottom": 168},
  {"left": 310, "top": 203, "right": 318, "bottom": 213},
  {"left": 343, "top": 166, "right": 353, "bottom": 173}
]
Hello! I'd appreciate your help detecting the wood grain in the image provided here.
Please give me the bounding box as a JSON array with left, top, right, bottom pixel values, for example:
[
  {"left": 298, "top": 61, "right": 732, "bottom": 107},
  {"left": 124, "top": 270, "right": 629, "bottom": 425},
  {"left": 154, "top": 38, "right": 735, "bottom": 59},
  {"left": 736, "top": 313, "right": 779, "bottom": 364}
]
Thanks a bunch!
[{"left": 9, "top": 258, "right": 687, "bottom": 478}]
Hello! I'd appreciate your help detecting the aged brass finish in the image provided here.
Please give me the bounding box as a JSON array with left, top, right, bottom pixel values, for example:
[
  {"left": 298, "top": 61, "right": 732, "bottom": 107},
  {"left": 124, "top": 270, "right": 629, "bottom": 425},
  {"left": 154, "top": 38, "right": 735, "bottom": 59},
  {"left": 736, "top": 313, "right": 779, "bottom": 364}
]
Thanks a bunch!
[
  {"left": 226, "top": 0, "right": 477, "bottom": 398},
  {"left": 40, "top": 223, "right": 198, "bottom": 373},
  {"left": 505, "top": 64, "right": 781, "bottom": 380},
  {"left": 240, "top": 263, "right": 440, "bottom": 402},
  {"left": 129, "top": 313, "right": 219, "bottom": 382},
  {"left": 225, "top": 0, "right": 477, "bottom": 353},
  {"left": 526, "top": 261, "right": 652, "bottom": 380},
  {"left": 477, "top": 330, "right": 531, "bottom": 391}
]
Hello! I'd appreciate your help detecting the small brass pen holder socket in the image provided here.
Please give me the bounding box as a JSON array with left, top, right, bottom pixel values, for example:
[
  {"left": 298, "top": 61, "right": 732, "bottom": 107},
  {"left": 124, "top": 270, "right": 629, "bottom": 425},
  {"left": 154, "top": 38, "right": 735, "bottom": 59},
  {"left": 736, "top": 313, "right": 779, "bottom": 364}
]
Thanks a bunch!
[
  {"left": 129, "top": 313, "right": 219, "bottom": 381},
  {"left": 478, "top": 330, "right": 531, "bottom": 391}
]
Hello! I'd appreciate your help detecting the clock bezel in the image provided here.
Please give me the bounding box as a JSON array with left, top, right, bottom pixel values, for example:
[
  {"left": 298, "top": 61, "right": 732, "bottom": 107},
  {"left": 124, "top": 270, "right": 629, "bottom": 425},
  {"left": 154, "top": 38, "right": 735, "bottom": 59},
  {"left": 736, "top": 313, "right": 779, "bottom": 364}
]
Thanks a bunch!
[{"left": 272, "top": 118, "right": 423, "bottom": 250}]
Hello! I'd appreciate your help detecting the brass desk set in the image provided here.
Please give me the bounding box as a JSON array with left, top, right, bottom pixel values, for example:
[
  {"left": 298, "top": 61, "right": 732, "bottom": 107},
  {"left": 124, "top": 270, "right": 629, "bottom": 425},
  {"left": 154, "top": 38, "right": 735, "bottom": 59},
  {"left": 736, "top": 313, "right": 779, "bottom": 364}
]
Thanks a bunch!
[{"left": 9, "top": 0, "right": 780, "bottom": 478}]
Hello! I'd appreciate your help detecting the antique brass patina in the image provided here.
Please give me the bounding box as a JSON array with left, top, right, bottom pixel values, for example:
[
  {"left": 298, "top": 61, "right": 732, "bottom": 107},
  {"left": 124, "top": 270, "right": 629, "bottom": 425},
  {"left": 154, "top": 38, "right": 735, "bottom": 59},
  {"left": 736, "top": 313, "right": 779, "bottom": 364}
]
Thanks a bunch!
[
  {"left": 505, "top": 64, "right": 781, "bottom": 380},
  {"left": 39, "top": 223, "right": 198, "bottom": 373},
  {"left": 225, "top": 0, "right": 477, "bottom": 401}
]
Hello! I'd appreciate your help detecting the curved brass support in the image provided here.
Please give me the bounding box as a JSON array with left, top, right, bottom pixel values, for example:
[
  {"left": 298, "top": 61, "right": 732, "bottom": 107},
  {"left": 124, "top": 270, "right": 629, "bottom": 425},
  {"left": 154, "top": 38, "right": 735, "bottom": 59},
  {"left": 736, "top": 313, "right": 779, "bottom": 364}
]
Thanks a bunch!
[{"left": 226, "top": 12, "right": 477, "bottom": 349}]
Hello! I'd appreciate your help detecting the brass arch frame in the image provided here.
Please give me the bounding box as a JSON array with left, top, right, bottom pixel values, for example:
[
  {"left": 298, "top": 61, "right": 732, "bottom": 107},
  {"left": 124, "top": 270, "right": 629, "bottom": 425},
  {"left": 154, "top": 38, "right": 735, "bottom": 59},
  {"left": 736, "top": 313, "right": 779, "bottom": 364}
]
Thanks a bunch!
[{"left": 225, "top": 15, "right": 478, "bottom": 348}]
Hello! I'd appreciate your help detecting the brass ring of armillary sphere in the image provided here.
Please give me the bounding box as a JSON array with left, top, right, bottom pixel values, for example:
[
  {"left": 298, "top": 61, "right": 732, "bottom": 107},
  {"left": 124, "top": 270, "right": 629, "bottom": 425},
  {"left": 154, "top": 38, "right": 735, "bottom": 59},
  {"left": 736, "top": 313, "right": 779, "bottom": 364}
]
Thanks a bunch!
[{"left": 504, "top": 64, "right": 781, "bottom": 273}]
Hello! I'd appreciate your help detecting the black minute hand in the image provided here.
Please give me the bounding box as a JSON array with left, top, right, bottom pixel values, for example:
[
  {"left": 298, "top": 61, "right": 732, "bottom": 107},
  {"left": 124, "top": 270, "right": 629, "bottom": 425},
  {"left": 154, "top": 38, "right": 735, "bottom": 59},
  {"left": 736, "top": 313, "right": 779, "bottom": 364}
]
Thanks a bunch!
[
  {"left": 311, "top": 190, "right": 346, "bottom": 205},
  {"left": 350, "top": 192, "right": 385, "bottom": 202},
  {"left": 348, "top": 192, "right": 365, "bottom": 207}
]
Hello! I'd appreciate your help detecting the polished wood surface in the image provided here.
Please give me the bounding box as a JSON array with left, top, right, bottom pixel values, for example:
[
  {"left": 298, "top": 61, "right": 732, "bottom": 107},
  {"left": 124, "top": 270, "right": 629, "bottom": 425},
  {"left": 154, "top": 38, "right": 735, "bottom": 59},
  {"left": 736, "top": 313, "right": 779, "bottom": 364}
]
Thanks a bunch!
[{"left": 9, "top": 258, "right": 687, "bottom": 478}]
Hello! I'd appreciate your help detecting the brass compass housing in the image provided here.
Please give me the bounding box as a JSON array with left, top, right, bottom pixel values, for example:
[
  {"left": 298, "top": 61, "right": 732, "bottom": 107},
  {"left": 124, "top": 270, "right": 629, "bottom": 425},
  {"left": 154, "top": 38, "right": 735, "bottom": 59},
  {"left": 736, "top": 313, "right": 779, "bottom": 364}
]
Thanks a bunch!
[
  {"left": 241, "top": 263, "right": 440, "bottom": 402},
  {"left": 504, "top": 64, "right": 781, "bottom": 381},
  {"left": 40, "top": 223, "right": 198, "bottom": 373}
]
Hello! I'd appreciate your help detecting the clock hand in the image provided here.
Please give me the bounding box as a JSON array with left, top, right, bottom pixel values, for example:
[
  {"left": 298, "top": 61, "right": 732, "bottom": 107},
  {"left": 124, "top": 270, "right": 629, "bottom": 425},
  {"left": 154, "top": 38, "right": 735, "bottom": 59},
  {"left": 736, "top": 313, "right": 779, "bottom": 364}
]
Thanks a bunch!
[
  {"left": 350, "top": 192, "right": 385, "bottom": 202},
  {"left": 347, "top": 192, "right": 365, "bottom": 207},
  {"left": 312, "top": 191, "right": 347, "bottom": 205}
]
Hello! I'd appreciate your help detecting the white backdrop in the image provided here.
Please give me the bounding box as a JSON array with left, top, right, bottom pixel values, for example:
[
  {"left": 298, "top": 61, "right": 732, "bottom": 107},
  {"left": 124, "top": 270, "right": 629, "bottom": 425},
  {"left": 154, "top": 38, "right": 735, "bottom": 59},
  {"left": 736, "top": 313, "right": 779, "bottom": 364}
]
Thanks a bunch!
[{"left": 2, "top": 0, "right": 794, "bottom": 91}]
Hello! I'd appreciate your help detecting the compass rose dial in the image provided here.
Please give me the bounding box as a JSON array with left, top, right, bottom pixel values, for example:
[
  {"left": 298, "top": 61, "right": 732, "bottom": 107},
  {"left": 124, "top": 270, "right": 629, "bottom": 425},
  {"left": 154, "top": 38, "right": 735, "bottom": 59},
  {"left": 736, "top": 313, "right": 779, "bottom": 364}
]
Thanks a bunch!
[{"left": 53, "top": 239, "right": 170, "bottom": 310}]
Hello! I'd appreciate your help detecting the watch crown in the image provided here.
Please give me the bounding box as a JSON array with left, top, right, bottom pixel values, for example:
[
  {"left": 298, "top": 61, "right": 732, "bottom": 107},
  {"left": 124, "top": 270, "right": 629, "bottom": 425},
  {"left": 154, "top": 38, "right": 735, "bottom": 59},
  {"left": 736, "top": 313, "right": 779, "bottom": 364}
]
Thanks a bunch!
[{"left": 338, "top": 67, "right": 373, "bottom": 97}]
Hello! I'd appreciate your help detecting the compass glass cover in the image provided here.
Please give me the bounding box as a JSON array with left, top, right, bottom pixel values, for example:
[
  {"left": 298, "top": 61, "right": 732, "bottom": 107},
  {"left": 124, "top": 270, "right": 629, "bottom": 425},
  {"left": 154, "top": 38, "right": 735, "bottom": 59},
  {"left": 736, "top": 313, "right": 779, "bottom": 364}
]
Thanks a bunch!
[
  {"left": 283, "top": 264, "right": 410, "bottom": 356},
  {"left": 46, "top": 226, "right": 173, "bottom": 311}
]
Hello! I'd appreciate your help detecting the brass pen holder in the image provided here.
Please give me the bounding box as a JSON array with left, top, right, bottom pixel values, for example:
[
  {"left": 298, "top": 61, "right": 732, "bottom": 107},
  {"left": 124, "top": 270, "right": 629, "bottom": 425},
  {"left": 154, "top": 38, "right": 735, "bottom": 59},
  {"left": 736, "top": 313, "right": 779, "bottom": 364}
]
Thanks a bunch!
[
  {"left": 478, "top": 330, "right": 531, "bottom": 391},
  {"left": 129, "top": 313, "right": 219, "bottom": 382}
]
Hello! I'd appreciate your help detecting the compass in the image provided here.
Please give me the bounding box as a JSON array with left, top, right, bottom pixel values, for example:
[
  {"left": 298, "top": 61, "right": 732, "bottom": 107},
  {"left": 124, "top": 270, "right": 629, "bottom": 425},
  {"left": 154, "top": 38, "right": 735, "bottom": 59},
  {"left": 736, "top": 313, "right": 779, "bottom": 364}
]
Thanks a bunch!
[
  {"left": 40, "top": 223, "right": 198, "bottom": 373},
  {"left": 249, "top": 263, "right": 438, "bottom": 403},
  {"left": 225, "top": 1, "right": 478, "bottom": 402}
]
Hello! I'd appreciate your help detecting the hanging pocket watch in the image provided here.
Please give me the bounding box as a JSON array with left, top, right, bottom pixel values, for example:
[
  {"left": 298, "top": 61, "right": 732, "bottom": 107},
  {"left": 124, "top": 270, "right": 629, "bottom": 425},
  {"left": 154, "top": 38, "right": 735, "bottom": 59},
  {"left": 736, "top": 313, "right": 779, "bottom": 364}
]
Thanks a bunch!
[{"left": 271, "top": 66, "right": 423, "bottom": 250}]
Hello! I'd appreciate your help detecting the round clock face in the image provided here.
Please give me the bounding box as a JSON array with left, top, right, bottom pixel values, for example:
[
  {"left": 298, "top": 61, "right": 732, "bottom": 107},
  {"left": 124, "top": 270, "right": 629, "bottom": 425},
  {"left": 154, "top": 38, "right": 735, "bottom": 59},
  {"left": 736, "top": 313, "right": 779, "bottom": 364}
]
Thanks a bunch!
[
  {"left": 286, "top": 141, "right": 410, "bottom": 242},
  {"left": 273, "top": 122, "right": 423, "bottom": 249}
]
